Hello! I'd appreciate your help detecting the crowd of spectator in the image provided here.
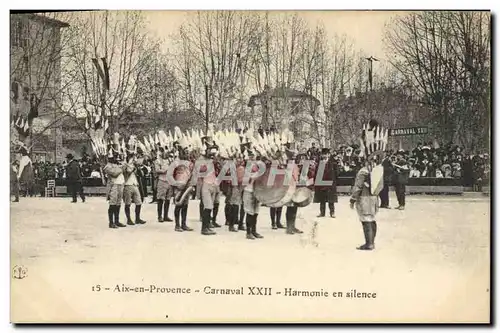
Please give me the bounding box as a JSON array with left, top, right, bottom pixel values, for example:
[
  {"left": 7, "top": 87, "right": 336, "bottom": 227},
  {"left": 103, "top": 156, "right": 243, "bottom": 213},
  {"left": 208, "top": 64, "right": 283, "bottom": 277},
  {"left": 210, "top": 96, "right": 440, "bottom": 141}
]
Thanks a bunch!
[
  {"left": 29, "top": 139, "right": 489, "bottom": 197},
  {"left": 32, "top": 153, "right": 105, "bottom": 196},
  {"left": 303, "top": 141, "right": 490, "bottom": 188}
]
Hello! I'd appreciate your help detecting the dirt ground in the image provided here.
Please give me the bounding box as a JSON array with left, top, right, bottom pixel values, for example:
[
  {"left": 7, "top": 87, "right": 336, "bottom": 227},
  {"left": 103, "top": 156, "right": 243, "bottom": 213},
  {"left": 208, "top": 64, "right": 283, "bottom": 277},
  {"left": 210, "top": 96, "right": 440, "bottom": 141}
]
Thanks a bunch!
[{"left": 10, "top": 194, "right": 490, "bottom": 323}]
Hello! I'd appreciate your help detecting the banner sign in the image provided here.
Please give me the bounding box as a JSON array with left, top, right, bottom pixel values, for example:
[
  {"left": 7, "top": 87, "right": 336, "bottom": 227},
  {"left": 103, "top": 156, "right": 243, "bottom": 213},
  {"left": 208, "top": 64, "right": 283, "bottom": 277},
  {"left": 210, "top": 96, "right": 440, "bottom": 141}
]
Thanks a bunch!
[{"left": 389, "top": 126, "right": 428, "bottom": 136}]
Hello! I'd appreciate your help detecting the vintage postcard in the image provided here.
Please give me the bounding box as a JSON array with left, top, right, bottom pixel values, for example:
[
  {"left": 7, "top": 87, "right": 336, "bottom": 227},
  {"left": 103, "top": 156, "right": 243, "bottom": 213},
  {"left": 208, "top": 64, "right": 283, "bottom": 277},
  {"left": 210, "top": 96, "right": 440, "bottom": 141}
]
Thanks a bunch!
[{"left": 9, "top": 10, "right": 490, "bottom": 323}]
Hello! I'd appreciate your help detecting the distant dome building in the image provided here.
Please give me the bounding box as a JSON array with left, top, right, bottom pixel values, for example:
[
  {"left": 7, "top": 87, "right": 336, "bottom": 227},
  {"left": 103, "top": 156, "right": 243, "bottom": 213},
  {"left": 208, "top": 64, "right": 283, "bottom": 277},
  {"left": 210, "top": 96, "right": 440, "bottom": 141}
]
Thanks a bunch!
[{"left": 247, "top": 85, "right": 320, "bottom": 145}]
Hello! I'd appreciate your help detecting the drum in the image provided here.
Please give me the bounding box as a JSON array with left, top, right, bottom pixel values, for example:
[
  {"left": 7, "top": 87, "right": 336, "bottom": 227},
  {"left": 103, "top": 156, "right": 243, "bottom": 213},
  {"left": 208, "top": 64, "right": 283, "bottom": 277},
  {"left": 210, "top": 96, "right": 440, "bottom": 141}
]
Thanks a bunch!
[
  {"left": 254, "top": 163, "right": 299, "bottom": 207},
  {"left": 291, "top": 187, "right": 313, "bottom": 207},
  {"left": 174, "top": 163, "right": 191, "bottom": 188},
  {"left": 173, "top": 163, "right": 193, "bottom": 205}
]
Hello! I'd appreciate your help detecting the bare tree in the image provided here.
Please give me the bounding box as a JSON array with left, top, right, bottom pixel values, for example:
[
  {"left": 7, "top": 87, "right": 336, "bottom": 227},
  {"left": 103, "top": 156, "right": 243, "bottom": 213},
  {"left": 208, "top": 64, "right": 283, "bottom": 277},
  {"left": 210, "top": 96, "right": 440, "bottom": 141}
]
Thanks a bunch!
[
  {"left": 60, "top": 11, "right": 161, "bottom": 134},
  {"left": 10, "top": 12, "right": 76, "bottom": 149},
  {"left": 384, "top": 11, "right": 490, "bottom": 151},
  {"left": 172, "top": 11, "right": 261, "bottom": 129}
]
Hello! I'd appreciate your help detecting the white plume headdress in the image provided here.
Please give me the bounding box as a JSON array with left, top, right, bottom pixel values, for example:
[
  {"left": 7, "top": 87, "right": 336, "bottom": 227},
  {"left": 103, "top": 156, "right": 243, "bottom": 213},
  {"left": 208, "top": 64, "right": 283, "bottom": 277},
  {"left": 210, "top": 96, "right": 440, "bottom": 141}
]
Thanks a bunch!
[{"left": 359, "top": 120, "right": 388, "bottom": 159}]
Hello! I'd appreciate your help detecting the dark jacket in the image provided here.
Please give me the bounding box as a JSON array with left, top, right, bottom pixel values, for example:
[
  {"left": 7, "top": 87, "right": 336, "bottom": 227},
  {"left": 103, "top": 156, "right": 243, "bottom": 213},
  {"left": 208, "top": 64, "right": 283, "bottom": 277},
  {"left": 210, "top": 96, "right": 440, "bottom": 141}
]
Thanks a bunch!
[
  {"left": 394, "top": 158, "right": 410, "bottom": 185},
  {"left": 66, "top": 160, "right": 82, "bottom": 181},
  {"left": 313, "top": 157, "right": 338, "bottom": 203},
  {"left": 381, "top": 157, "right": 394, "bottom": 183}
]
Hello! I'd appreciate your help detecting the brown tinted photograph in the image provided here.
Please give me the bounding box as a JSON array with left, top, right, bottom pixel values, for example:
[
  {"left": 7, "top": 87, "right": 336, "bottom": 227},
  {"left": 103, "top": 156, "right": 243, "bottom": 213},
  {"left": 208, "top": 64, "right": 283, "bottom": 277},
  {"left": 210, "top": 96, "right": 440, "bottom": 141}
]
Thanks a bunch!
[{"left": 10, "top": 10, "right": 490, "bottom": 323}]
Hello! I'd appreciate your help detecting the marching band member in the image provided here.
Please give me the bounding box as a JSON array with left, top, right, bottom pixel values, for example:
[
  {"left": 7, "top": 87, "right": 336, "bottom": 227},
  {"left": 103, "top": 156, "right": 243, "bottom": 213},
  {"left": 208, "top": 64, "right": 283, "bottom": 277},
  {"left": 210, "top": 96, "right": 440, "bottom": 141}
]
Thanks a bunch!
[
  {"left": 211, "top": 154, "right": 223, "bottom": 228},
  {"left": 155, "top": 148, "right": 174, "bottom": 223},
  {"left": 349, "top": 119, "right": 388, "bottom": 251},
  {"left": 269, "top": 149, "right": 285, "bottom": 230},
  {"left": 236, "top": 141, "right": 252, "bottom": 231},
  {"left": 172, "top": 145, "right": 195, "bottom": 232},
  {"left": 103, "top": 150, "right": 126, "bottom": 229},
  {"left": 199, "top": 143, "right": 221, "bottom": 235},
  {"left": 285, "top": 152, "right": 315, "bottom": 235},
  {"left": 122, "top": 141, "right": 147, "bottom": 226},
  {"left": 149, "top": 155, "right": 158, "bottom": 204},
  {"left": 226, "top": 157, "right": 245, "bottom": 232},
  {"left": 243, "top": 151, "right": 262, "bottom": 240},
  {"left": 238, "top": 199, "right": 246, "bottom": 231},
  {"left": 270, "top": 207, "right": 284, "bottom": 230}
]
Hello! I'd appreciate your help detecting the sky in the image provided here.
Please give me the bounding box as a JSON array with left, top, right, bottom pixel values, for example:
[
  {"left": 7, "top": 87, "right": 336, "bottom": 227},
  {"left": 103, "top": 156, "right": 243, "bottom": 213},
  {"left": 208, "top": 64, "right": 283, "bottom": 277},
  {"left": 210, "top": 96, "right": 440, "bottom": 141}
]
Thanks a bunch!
[{"left": 143, "top": 10, "right": 407, "bottom": 64}]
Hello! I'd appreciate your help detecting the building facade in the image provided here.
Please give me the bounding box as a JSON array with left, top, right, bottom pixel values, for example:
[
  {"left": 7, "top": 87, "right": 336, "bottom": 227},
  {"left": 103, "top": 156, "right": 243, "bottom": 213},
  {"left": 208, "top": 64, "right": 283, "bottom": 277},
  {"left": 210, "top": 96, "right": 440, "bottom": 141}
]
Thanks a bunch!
[
  {"left": 10, "top": 13, "right": 69, "bottom": 162},
  {"left": 247, "top": 86, "right": 321, "bottom": 147}
]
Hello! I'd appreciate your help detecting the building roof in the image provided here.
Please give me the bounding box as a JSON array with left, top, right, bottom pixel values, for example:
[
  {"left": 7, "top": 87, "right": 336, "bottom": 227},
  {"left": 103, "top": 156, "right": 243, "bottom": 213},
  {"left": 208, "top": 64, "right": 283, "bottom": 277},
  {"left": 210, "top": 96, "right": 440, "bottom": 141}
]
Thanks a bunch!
[
  {"left": 248, "top": 87, "right": 321, "bottom": 107},
  {"left": 11, "top": 13, "right": 70, "bottom": 28}
]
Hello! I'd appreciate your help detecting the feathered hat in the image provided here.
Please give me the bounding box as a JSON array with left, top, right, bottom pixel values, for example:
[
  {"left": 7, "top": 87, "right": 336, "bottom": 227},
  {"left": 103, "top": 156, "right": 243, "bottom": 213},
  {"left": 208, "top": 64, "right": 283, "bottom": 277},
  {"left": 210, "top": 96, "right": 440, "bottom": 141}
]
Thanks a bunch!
[
  {"left": 126, "top": 135, "right": 138, "bottom": 156},
  {"left": 358, "top": 119, "right": 388, "bottom": 196},
  {"left": 86, "top": 110, "right": 109, "bottom": 158},
  {"left": 359, "top": 119, "right": 388, "bottom": 160}
]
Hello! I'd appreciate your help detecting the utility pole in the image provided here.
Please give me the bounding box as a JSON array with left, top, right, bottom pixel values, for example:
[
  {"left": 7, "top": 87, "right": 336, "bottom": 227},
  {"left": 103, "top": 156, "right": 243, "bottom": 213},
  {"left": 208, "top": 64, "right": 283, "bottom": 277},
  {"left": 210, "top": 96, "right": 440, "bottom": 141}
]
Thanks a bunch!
[
  {"left": 205, "top": 84, "right": 209, "bottom": 133},
  {"left": 365, "top": 56, "right": 379, "bottom": 119},
  {"left": 238, "top": 53, "right": 244, "bottom": 129},
  {"left": 154, "top": 56, "right": 158, "bottom": 132},
  {"left": 365, "top": 56, "right": 379, "bottom": 91}
]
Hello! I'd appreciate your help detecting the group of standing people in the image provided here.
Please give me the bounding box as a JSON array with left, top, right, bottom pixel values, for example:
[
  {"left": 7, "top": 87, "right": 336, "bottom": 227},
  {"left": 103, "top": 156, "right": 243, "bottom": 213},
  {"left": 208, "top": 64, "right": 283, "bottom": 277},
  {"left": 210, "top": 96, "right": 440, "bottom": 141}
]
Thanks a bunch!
[
  {"left": 379, "top": 151, "right": 410, "bottom": 210},
  {"left": 97, "top": 133, "right": 325, "bottom": 240},
  {"left": 11, "top": 118, "right": 410, "bottom": 252}
]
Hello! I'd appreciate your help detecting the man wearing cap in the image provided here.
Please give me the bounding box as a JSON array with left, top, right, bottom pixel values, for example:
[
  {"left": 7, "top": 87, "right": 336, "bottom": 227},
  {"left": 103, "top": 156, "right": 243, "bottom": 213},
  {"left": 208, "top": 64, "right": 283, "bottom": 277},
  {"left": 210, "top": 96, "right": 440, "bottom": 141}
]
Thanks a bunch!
[
  {"left": 314, "top": 148, "right": 338, "bottom": 218},
  {"left": 103, "top": 153, "right": 126, "bottom": 228},
  {"left": 225, "top": 157, "right": 245, "bottom": 232},
  {"left": 172, "top": 147, "right": 195, "bottom": 232},
  {"left": 66, "top": 153, "right": 85, "bottom": 203},
  {"left": 285, "top": 152, "right": 314, "bottom": 235},
  {"left": 122, "top": 153, "right": 147, "bottom": 226},
  {"left": 242, "top": 152, "right": 263, "bottom": 239},
  {"left": 155, "top": 149, "right": 174, "bottom": 222},
  {"left": 198, "top": 143, "right": 221, "bottom": 235},
  {"left": 393, "top": 150, "right": 410, "bottom": 210}
]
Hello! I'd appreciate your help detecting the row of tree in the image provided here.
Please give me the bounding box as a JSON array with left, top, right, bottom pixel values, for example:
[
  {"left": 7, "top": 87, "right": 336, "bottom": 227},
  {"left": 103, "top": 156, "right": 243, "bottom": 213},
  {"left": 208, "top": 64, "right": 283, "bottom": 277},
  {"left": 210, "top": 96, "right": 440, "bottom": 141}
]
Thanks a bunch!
[
  {"left": 10, "top": 10, "right": 490, "bottom": 154},
  {"left": 385, "top": 11, "right": 490, "bottom": 152}
]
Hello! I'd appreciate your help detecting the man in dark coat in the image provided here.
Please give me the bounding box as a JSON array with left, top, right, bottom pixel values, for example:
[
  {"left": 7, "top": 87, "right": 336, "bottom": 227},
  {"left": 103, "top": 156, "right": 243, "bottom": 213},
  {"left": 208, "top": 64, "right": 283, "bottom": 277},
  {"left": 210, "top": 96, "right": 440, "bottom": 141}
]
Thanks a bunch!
[
  {"left": 393, "top": 150, "right": 409, "bottom": 210},
  {"left": 314, "top": 148, "right": 338, "bottom": 218},
  {"left": 379, "top": 151, "right": 393, "bottom": 208},
  {"left": 66, "top": 153, "right": 85, "bottom": 203}
]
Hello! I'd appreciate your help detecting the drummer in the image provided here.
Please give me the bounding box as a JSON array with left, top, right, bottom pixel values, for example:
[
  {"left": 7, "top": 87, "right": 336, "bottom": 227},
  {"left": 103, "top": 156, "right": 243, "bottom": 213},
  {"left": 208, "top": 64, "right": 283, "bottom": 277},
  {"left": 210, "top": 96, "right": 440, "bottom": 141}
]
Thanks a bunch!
[
  {"left": 225, "top": 157, "right": 245, "bottom": 232},
  {"left": 172, "top": 146, "right": 195, "bottom": 232},
  {"left": 270, "top": 151, "right": 285, "bottom": 230},
  {"left": 199, "top": 143, "right": 221, "bottom": 235},
  {"left": 243, "top": 150, "right": 263, "bottom": 240},
  {"left": 285, "top": 152, "right": 315, "bottom": 235}
]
